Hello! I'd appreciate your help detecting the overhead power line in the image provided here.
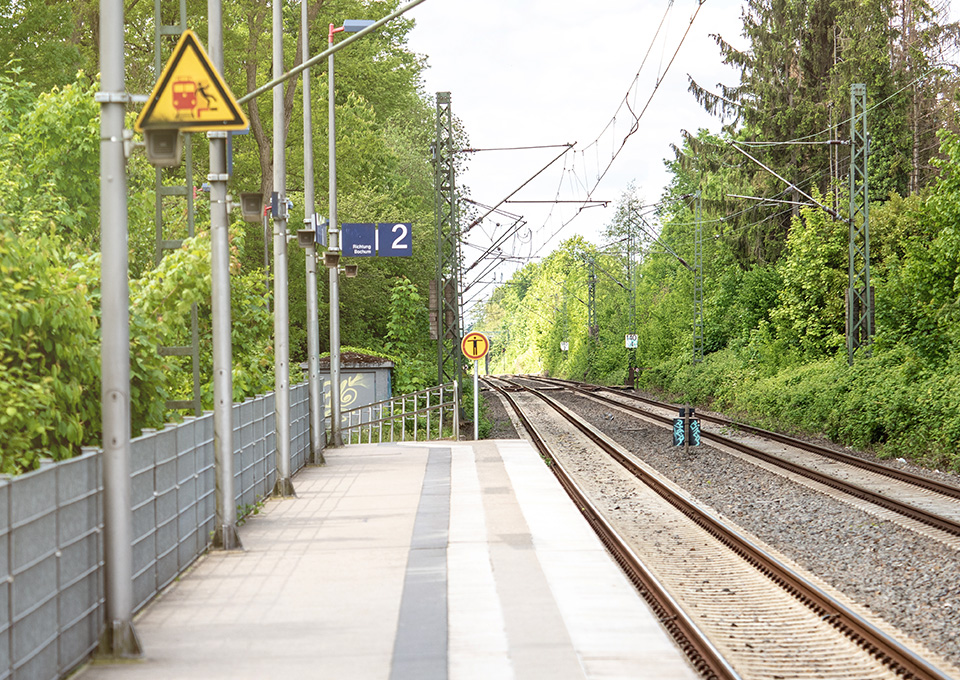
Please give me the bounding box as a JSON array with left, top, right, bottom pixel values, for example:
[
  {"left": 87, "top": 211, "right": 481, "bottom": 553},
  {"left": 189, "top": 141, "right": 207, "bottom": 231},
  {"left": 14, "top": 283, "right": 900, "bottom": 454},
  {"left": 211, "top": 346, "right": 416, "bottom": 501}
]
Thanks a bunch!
[
  {"left": 737, "top": 63, "right": 957, "bottom": 147},
  {"left": 729, "top": 142, "right": 843, "bottom": 221},
  {"left": 459, "top": 144, "right": 574, "bottom": 153},
  {"left": 531, "top": 0, "right": 709, "bottom": 257},
  {"left": 463, "top": 144, "right": 573, "bottom": 235}
]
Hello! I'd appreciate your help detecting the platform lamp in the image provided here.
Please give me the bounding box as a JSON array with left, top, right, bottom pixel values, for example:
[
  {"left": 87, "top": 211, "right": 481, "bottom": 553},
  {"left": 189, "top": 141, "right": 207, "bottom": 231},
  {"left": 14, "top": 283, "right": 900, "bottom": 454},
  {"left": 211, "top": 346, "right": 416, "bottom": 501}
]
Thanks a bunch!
[{"left": 326, "top": 18, "right": 374, "bottom": 447}]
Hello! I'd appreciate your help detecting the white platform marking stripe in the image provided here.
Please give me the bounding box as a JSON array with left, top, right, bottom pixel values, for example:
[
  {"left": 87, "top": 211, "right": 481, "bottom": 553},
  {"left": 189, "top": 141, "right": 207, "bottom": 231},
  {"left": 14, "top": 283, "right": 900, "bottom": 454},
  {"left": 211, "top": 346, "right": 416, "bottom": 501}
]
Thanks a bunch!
[
  {"left": 497, "top": 441, "right": 700, "bottom": 680},
  {"left": 448, "top": 445, "right": 514, "bottom": 680}
]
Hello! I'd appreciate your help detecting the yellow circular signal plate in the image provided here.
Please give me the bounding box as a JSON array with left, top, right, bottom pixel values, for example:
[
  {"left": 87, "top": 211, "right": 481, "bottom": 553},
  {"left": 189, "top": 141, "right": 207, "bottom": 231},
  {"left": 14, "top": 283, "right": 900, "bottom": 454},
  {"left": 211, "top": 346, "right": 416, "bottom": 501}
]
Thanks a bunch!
[{"left": 461, "top": 332, "right": 490, "bottom": 361}]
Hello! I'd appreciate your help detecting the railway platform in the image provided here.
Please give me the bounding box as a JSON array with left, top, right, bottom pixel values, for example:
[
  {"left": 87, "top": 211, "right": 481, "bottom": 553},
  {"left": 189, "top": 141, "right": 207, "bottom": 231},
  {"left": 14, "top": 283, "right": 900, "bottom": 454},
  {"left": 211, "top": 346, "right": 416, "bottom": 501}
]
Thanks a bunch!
[{"left": 76, "top": 439, "right": 698, "bottom": 680}]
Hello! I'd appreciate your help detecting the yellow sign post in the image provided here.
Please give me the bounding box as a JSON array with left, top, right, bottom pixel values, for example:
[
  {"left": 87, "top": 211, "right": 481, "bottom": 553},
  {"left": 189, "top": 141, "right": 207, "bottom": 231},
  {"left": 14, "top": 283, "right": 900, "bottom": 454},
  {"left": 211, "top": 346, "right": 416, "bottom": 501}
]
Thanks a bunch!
[
  {"left": 461, "top": 332, "right": 489, "bottom": 440},
  {"left": 135, "top": 30, "right": 248, "bottom": 132}
]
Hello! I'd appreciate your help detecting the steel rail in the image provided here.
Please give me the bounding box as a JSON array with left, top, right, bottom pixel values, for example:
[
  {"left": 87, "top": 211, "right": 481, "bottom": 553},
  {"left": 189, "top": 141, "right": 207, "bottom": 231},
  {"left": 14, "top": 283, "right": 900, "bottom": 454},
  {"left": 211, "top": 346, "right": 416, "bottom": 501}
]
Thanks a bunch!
[
  {"left": 522, "top": 376, "right": 960, "bottom": 537},
  {"left": 483, "top": 378, "right": 739, "bottom": 680},
  {"left": 494, "top": 376, "right": 955, "bottom": 680},
  {"left": 540, "top": 375, "right": 960, "bottom": 501}
]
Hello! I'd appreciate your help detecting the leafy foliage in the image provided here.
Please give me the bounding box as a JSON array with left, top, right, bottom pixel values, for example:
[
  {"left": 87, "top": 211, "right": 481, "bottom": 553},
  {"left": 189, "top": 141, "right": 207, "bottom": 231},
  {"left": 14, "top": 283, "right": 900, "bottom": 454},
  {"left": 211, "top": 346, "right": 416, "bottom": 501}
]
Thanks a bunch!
[
  {"left": 0, "top": 8, "right": 441, "bottom": 474},
  {"left": 476, "top": 127, "right": 960, "bottom": 471},
  {"left": 768, "top": 200, "right": 846, "bottom": 357},
  {"left": 384, "top": 276, "right": 433, "bottom": 394},
  {"left": 0, "top": 219, "right": 99, "bottom": 471}
]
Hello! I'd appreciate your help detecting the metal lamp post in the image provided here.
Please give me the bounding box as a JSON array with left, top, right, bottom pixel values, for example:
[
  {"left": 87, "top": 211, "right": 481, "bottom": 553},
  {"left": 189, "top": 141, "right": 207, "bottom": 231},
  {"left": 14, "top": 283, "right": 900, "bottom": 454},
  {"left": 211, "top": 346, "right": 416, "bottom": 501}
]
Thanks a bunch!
[
  {"left": 327, "top": 19, "right": 374, "bottom": 448},
  {"left": 271, "top": 0, "right": 295, "bottom": 497},
  {"left": 209, "top": 0, "right": 242, "bottom": 548},
  {"left": 302, "top": 1, "right": 325, "bottom": 466},
  {"left": 96, "top": 0, "right": 142, "bottom": 657}
]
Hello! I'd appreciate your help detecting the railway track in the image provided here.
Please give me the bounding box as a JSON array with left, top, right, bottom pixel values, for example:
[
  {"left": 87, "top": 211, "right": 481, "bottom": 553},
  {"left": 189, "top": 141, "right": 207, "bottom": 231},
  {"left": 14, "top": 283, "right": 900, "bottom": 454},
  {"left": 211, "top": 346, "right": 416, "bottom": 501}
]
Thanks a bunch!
[
  {"left": 486, "top": 378, "right": 737, "bottom": 680},
  {"left": 487, "top": 380, "right": 950, "bottom": 678},
  {"left": 510, "top": 374, "right": 960, "bottom": 543},
  {"left": 530, "top": 374, "right": 960, "bottom": 500},
  {"left": 483, "top": 375, "right": 956, "bottom": 680}
]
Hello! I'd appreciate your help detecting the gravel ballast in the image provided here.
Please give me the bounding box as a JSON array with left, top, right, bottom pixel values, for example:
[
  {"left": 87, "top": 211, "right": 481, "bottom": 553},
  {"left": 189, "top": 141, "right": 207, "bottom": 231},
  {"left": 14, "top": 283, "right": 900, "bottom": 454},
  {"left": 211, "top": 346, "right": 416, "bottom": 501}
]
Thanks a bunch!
[{"left": 485, "top": 384, "right": 960, "bottom": 669}]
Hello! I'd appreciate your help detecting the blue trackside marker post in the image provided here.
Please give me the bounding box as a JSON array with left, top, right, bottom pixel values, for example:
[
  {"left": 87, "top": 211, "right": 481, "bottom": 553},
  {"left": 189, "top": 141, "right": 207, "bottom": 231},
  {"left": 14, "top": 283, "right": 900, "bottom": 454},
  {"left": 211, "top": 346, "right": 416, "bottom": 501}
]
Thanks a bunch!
[
  {"left": 674, "top": 406, "right": 701, "bottom": 450},
  {"left": 689, "top": 417, "right": 701, "bottom": 447},
  {"left": 672, "top": 417, "right": 685, "bottom": 446}
]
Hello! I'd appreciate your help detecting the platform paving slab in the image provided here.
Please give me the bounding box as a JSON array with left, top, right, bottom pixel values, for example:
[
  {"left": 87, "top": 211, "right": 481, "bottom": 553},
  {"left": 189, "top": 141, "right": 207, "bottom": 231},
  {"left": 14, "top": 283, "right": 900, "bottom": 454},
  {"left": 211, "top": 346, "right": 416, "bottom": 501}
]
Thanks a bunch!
[{"left": 74, "top": 440, "right": 698, "bottom": 680}]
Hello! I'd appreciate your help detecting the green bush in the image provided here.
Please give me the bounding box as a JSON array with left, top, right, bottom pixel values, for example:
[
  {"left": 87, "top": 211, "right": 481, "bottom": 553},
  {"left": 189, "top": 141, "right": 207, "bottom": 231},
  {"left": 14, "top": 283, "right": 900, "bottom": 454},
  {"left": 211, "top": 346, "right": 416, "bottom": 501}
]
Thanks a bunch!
[
  {"left": 636, "top": 344, "right": 960, "bottom": 472},
  {"left": 0, "top": 219, "right": 99, "bottom": 471}
]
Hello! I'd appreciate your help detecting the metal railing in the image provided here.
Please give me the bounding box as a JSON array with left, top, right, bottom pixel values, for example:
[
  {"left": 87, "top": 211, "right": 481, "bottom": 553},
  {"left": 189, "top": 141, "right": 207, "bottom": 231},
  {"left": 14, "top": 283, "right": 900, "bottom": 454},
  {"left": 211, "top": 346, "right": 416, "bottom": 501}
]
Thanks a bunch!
[
  {"left": 0, "top": 453, "right": 103, "bottom": 680},
  {"left": 340, "top": 382, "right": 459, "bottom": 444},
  {"left": 0, "top": 383, "right": 312, "bottom": 680}
]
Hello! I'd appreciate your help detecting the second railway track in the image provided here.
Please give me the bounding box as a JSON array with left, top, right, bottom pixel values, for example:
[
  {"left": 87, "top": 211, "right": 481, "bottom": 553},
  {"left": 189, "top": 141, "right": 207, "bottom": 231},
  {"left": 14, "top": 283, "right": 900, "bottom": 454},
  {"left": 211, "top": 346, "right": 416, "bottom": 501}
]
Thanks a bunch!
[
  {"left": 488, "top": 378, "right": 949, "bottom": 679},
  {"left": 513, "top": 374, "right": 960, "bottom": 544},
  {"left": 484, "top": 376, "right": 959, "bottom": 680}
]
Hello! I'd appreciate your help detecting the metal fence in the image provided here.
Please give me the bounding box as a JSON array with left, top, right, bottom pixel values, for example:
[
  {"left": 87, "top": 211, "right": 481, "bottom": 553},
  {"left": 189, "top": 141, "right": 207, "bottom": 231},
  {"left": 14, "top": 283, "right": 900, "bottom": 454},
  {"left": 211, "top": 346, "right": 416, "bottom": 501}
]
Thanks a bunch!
[
  {"left": 341, "top": 382, "right": 459, "bottom": 444},
  {"left": 0, "top": 383, "right": 311, "bottom": 680},
  {"left": 0, "top": 453, "right": 102, "bottom": 680}
]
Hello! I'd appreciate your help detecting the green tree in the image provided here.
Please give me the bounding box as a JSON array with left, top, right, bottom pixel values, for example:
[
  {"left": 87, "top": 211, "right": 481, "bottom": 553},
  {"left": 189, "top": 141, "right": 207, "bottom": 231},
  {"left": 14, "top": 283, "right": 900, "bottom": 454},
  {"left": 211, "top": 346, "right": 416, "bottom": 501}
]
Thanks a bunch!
[
  {"left": 878, "top": 131, "right": 960, "bottom": 360},
  {"left": 768, "top": 202, "right": 846, "bottom": 358},
  {"left": 384, "top": 276, "right": 432, "bottom": 392},
  {"left": 0, "top": 219, "right": 100, "bottom": 471},
  {"left": 691, "top": 0, "right": 959, "bottom": 242}
]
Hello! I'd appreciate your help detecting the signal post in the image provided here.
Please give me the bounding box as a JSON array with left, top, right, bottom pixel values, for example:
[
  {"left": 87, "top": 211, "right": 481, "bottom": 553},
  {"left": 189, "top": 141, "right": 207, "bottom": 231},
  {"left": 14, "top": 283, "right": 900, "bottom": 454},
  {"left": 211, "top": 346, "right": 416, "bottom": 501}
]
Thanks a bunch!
[{"left": 461, "top": 332, "right": 490, "bottom": 441}]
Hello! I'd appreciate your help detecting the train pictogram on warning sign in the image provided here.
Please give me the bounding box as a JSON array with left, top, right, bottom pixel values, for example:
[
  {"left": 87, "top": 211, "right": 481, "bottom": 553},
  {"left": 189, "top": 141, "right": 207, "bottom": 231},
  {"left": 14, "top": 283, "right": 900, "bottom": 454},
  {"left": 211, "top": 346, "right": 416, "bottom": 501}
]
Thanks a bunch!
[{"left": 170, "top": 78, "right": 221, "bottom": 120}]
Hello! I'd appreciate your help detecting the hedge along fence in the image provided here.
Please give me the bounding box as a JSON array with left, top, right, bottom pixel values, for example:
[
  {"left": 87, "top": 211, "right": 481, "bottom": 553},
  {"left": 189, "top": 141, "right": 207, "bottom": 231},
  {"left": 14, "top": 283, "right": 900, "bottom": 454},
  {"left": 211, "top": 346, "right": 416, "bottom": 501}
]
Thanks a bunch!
[{"left": 0, "top": 383, "right": 310, "bottom": 680}]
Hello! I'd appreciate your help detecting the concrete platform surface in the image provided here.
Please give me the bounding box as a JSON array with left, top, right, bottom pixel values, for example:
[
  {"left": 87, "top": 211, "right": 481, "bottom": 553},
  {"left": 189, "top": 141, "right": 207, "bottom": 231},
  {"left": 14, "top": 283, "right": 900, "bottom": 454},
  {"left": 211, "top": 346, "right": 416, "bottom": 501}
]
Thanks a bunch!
[{"left": 76, "top": 440, "right": 698, "bottom": 680}]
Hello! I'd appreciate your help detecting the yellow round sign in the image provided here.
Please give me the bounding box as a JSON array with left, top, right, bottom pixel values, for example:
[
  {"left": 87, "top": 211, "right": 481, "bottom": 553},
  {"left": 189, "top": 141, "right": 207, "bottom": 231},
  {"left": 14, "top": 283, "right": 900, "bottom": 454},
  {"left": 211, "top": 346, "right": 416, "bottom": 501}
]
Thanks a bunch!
[{"left": 461, "top": 332, "right": 490, "bottom": 361}]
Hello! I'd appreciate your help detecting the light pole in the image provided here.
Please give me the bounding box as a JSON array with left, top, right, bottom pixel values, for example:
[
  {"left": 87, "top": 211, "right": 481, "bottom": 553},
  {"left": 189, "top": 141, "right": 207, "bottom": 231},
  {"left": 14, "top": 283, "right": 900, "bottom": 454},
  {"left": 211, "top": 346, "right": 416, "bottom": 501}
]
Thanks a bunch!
[
  {"left": 97, "top": 0, "right": 142, "bottom": 657},
  {"left": 209, "top": 0, "right": 241, "bottom": 548},
  {"left": 302, "top": 0, "right": 325, "bottom": 466},
  {"left": 327, "top": 19, "right": 373, "bottom": 448},
  {"left": 271, "top": 0, "right": 295, "bottom": 497}
]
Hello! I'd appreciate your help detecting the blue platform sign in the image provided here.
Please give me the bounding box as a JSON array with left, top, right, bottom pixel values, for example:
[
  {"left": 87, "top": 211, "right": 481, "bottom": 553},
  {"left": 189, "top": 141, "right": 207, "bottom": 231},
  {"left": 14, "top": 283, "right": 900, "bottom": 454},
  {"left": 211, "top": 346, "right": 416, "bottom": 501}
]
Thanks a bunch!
[
  {"left": 378, "top": 222, "right": 413, "bottom": 257},
  {"left": 341, "top": 223, "right": 377, "bottom": 257},
  {"left": 340, "top": 222, "right": 412, "bottom": 257}
]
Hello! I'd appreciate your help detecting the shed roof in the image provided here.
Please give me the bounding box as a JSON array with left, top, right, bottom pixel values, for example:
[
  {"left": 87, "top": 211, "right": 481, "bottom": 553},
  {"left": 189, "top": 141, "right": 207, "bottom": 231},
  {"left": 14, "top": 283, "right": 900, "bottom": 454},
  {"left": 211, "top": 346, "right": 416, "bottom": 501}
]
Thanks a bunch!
[{"left": 317, "top": 352, "right": 395, "bottom": 370}]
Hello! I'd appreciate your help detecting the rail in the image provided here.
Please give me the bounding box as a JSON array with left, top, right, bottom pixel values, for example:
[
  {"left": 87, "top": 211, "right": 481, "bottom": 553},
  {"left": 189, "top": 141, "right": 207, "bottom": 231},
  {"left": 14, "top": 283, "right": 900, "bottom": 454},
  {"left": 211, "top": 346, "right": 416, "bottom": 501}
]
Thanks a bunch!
[
  {"left": 532, "top": 375, "right": 960, "bottom": 500},
  {"left": 494, "top": 375, "right": 955, "bottom": 680},
  {"left": 521, "top": 375, "right": 960, "bottom": 537},
  {"left": 483, "top": 377, "right": 738, "bottom": 679},
  {"left": 340, "top": 382, "right": 460, "bottom": 444}
]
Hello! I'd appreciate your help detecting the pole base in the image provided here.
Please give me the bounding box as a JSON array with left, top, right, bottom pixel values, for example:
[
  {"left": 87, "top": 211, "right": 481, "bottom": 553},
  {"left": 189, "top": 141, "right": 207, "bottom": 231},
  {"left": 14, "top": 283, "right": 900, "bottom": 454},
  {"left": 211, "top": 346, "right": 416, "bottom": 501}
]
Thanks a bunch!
[
  {"left": 213, "top": 523, "right": 243, "bottom": 551},
  {"left": 97, "top": 619, "right": 143, "bottom": 660},
  {"left": 310, "top": 447, "right": 326, "bottom": 466},
  {"left": 273, "top": 477, "right": 296, "bottom": 498}
]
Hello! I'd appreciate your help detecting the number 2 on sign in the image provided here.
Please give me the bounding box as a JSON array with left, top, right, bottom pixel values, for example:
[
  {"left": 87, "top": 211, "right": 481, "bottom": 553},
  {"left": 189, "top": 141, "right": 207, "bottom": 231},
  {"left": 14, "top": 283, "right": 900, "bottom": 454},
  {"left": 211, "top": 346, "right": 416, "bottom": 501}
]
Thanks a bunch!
[{"left": 391, "top": 223, "right": 409, "bottom": 250}]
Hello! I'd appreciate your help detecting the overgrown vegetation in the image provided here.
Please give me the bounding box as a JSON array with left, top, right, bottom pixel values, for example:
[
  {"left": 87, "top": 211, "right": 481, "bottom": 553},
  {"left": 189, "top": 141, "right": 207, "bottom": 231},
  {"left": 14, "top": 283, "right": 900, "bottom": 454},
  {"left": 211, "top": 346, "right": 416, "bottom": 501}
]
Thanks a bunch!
[
  {"left": 0, "top": 2, "right": 442, "bottom": 473},
  {"left": 474, "top": 0, "right": 960, "bottom": 471}
]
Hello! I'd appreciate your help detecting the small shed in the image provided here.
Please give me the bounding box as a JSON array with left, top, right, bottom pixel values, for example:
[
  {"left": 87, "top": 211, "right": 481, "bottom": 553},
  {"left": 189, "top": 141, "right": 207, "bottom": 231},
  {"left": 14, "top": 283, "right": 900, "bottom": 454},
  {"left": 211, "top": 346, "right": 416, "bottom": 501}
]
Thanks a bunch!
[{"left": 316, "top": 352, "right": 395, "bottom": 415}]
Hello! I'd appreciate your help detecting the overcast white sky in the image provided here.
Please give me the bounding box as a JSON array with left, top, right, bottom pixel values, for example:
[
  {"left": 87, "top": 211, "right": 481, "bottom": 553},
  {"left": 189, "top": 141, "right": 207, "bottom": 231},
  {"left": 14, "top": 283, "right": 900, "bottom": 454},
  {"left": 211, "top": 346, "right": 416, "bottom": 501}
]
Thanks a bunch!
[{"left": 405, "top": 0, "right": 746, "bottom": 312}]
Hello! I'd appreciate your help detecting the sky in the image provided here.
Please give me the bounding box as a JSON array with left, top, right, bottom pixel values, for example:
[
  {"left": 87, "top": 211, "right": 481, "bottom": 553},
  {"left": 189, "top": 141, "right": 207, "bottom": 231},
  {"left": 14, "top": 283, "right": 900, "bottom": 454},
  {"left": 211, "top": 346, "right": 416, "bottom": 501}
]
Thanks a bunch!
[{"left": 404, "top": 0, "right": 747, "bottom": 315}]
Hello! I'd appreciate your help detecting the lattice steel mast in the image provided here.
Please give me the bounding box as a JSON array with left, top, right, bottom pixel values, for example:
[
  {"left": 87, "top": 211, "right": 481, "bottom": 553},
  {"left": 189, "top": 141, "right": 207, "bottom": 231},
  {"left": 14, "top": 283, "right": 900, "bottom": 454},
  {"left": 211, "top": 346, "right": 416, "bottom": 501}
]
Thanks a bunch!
[
  {"left": 693, "top": 190, "right": 704, "bottom": 364},
  {"left": 154, "top": 0, "right": 201, "bottom": 415},
  {"left": 587, "top": 256, "right": 598, "bottom": 341},
  {"left": 847, "top": 84, "right": 874, "bottom": 363},
  {"left": 433, "top": 92, "right": 463, "bottom": 386}
]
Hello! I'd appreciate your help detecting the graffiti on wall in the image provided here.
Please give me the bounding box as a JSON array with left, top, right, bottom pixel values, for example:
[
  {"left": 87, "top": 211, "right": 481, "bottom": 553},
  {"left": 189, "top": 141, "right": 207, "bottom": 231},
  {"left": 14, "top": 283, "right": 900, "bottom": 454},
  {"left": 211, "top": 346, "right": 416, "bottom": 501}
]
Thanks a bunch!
[{"left": 322, "top": 373, "right": 374, "bottom": 417}]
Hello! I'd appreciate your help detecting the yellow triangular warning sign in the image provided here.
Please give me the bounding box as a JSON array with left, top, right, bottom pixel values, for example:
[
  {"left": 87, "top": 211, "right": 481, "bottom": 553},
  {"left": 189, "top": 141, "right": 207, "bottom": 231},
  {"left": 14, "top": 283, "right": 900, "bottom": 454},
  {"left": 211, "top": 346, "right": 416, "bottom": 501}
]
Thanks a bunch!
[{"left": 135, "top": 30, "right": 248, "bottom": 133}]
